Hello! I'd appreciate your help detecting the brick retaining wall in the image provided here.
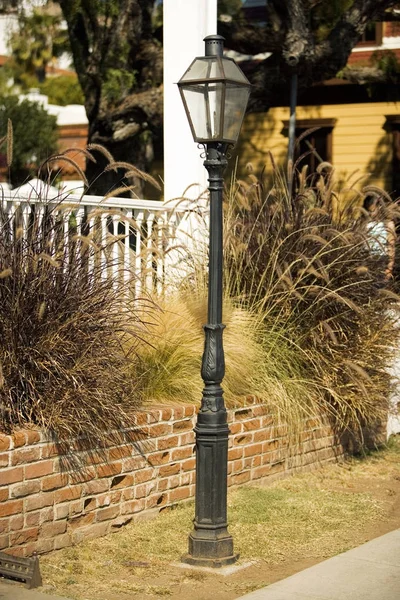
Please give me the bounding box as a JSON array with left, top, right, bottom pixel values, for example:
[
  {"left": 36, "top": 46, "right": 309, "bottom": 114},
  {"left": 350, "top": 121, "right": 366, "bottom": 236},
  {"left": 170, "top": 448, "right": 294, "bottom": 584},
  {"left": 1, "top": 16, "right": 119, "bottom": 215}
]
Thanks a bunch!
[{"left": 0, "top": 401, "right": 343, "bottom": 557}]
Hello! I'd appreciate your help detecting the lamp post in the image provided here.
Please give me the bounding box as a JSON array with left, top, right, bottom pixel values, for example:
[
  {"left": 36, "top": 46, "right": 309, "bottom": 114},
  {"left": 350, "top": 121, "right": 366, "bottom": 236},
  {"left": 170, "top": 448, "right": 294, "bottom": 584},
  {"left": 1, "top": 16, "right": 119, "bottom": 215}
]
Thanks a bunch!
[{"left": 177, "top": 34, "right": 251, "bottom": 567}]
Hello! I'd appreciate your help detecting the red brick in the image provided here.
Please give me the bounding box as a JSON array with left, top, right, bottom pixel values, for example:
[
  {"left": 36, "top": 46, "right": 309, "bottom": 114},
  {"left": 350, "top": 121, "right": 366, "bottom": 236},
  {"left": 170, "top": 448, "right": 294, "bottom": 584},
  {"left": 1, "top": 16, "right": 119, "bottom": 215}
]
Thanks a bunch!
[
  {"left": 0, "top": 500, "right": 22, "bottom": 518},
  {"left": 25, "top": 538, "right": 54, "bottom": 555},
  {"left": 41, "top": 473, "right": 69, "bottom": 492},
  {"left": 25, "top": 512, "right": 40, "bottom": 527},
  {"left": 134, "top": 413, "right": 148, "bottom": 426},
  {"left": 40, "top": 444, "right": 59, "bottom": 459},
  {"left": 148, "top": 423, "right": 172, "bottom": 437},
  {"left": 10, "top": 527, "right": 39, "bottom": 546},
  {"left": 9, "top": 515, "right": 24, "bottom": 531},
  {"left": 159, "top": 463, "right": 180, "bottom": 477},
  {"left": 134, "top": 484, "right": 147, "bottom": 499},
  {"left": 40, "top": 507, "right": 54, "bottom": 524},
  {"left": 178, "top": 432, "right": 195, "bottom": 445},
  {"left": 168, "top": 475, "right": 180, "bottom": 489},
  {"left": 0, "top": 467, "right": 23, "bottom": 486},
  {"left": 120, "top": 499, "right": 145, "bottom": 515},
  {"left": 12, "top": 432, "right": 26, "bottom": 448},
  {"left": 133, "top": 469, "right": 153, "bottom": 485},
  {"left": 229, "top": 422, "right": 242, "bottom": 435},
  {"left": 108, "top": 446, "right": 132, "bottom": 461},
  {"left": 243, "top": 418, "right": 262, "bottom": 431},
  {"left": 68, "top": 512, "right": 95, "bottom": 529},
  {"left": 25, "top": 460, "right": 54, "bottom": 480},
  {"left": 83, "top": 497, "right": 96, "bottom": 512},
  {"left": 252, "top": 465, "right": 272, "bottom": 480},
  {"left": 25, "top": 493, "right": 54, "bottom": 512},
  {"left": 121, "top": 488, "right": 134, "bottom": 501},
  {"left": 234, "top": 408, "right": 253, "bottom": 420},
  {"left": 228, "top": 447, "right": 243, "bottom": 461},
  {"left": 40, "top": 521, "right": 67, "bottom": 537},
  {"left": 96, "top": 462, "right": 122, "bottom": 478},
  {"left": 251, "top": 405, "right": 270, "bottom": 417},
  {"left": 0, "top": 518, "right": 8, "bottom": 534},
  {"left": 263, "top": 440, "right": 279, "bottom": 452},
  {"left": 261, "top": 416, "right": 274, "bottom": 427},
  {"left": 171, "top": 447, "right": 192, "bottom": 461},
  {"left": 96, "top": 505, "right": 120, "bottom": 522},
  {"left": 11, "top": 481, "right": 41, "bottom": 498},
  {"left": 155, "top": 436, "right": 177, "bottom": 451},
  {"left": 232, "top": 459, "right": 244, "bottom": 473},
  {"left": 168, "top": 487, "right": 191, "bottom": 503},
  {"left": 173, "top": 419, "right": 193, "bottom": 433},
  {"left": 233, "top": 434, "right": 253, "bottom": 446},
  {"left": 0, "top": 489, "right": 8, "bottom": 502},
  {"left": 70, "top": 468, "right": 96, "bottom": 484},
  {"left": 147, "top": 451, "right": 170, "bottom": 467},
  {"left": 181, "top": 458, "right": 195, "bottom": 472},
  {"left": 25, "top": 430, "right": 41, "bottom": 445},
  {"left": 54, "top": 533, "right": 72, "bottom": 550},
  {"left": 54, "top": 486, "right": 82, "bottom": 504},
  {"left": 172, "top": 407, "right": 185, "bottom": 420},
  {"left": 160, "top": 408, "right": 173, "bottom": 421},
  {"left": 0, "top": 435, "right": 10, "bottom": 452},
  {"left": 83, "top": 479, "right": 109, "bottom": 495},
  {"left": 122, "top": 455, "right": 147, "bottom": 472},
  {"left": 0, "top": 453, "right": 9, "bottom": 468},
  {"left": 157, "top": 478, "right": 169, "bottom": 492},
  {"left": 0, "top": 534, "right": 9, "bottom": 550},
  {"left": 55, "top": 505, "right": 70, "bottom": 520},
  {"left": 232, "top": 471, "right": 251, "bottom": 485},
  {"left": 183, "top": 406, "right": 196, "bottom": 418},
  {"left": 244, "top": 443, "right": 263, "bottom": 458}
]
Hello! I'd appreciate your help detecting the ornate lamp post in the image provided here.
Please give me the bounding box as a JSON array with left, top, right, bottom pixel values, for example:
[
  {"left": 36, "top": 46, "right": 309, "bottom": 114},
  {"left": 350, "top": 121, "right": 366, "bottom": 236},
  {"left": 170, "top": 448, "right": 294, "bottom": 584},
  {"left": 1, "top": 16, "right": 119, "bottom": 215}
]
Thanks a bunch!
[{"left": 177, "top": 34, "right": 251, "bottom": 567}]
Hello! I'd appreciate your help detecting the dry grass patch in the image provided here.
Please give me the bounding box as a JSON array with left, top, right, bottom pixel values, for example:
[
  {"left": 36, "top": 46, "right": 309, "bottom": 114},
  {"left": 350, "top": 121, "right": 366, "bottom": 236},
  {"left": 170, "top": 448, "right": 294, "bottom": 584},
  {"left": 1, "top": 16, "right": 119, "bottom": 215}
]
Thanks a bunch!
[{"left": 40, "top": 437, "right": 400, "bottom": 600}]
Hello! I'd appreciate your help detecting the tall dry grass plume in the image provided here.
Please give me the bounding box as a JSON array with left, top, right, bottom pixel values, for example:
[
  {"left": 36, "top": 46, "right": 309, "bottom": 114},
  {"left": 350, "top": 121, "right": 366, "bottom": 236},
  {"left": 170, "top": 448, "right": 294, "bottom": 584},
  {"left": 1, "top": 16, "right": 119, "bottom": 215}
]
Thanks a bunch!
[
  {"left": 224, "top": 157, "right": 400, "bottom": 444},
  {"left": 0, "top": 137, "right": 158, "bottom": 453}
]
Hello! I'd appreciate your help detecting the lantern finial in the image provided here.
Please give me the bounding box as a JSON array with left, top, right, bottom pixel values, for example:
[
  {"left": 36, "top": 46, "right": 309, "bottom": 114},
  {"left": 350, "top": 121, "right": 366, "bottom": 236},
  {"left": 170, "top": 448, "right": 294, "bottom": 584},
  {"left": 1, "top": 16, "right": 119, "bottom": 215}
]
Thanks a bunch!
[{"left": 204, "top": 34, "right": 225, "bottom": 58}]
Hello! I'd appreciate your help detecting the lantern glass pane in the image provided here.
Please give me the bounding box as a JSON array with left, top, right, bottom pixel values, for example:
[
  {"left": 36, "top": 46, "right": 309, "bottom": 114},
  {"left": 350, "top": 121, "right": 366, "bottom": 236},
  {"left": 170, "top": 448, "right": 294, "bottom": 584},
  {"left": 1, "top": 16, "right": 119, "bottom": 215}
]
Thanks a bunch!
[
  {"left": 180, "top": 82, "right": 224, "bottom": 142},
  {"left": 223, "top": 84, "right": 251, "bottom": 143},
  {"left": 221, "top": 58, "right": 251, "bottom": 84},
  {"left": 179, "top": 57, "right": 223, "bottom": 82}
]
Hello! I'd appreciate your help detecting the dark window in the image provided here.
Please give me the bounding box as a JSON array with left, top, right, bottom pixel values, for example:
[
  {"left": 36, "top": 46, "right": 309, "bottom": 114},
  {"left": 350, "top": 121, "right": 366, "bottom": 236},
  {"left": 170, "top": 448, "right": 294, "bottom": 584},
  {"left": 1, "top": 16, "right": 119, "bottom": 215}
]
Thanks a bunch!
[
  {"left": 358, "top": 22, "right": 383, "bottom": 46},
  {"left": 282, "top": 118, "right": 336, "bottom": 179},
  {"left": 384, "top": 115, "right": 400, "bottom": 194}
]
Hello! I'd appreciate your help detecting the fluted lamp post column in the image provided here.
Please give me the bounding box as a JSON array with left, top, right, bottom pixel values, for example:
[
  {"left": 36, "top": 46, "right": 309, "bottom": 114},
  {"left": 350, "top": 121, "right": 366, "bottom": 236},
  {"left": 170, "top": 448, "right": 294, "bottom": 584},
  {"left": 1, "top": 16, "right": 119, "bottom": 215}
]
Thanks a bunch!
[{"left": 177, "top": 34, "right": 251, "bottom": 568}]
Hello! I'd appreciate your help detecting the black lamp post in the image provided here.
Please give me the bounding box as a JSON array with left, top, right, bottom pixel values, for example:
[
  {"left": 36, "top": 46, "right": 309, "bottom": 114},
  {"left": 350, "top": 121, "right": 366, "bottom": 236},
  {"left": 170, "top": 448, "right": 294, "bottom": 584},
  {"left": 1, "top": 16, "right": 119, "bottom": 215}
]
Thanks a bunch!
[{"left": 177, "top": 34, "right": 251, "bottom": 568}]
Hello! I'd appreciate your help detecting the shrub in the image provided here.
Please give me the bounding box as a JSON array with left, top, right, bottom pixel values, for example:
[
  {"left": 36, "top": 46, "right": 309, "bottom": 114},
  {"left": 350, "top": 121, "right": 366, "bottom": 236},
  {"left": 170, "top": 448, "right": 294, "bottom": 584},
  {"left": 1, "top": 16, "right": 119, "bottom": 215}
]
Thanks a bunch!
[{"left": 0, "top": 94, "right": 58, "bottom": 186}]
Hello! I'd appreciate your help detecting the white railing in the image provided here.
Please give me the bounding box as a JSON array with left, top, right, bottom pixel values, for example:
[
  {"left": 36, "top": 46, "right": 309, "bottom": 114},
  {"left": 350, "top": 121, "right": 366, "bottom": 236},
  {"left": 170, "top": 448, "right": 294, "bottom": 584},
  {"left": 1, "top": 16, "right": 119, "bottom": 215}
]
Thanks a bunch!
[{"left": 1, "top": 190, "right": 201, "bottom": 297}]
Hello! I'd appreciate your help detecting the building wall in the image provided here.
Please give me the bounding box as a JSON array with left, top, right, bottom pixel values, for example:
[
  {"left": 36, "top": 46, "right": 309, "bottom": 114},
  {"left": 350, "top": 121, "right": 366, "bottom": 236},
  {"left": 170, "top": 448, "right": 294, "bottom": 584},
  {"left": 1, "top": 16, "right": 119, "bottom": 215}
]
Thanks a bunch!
[
  {"left": 0, "top": 401, "right": 343, "bottom": 557},
  {"left": 236, "top": 101, "right": 398, "bottom": 192}
]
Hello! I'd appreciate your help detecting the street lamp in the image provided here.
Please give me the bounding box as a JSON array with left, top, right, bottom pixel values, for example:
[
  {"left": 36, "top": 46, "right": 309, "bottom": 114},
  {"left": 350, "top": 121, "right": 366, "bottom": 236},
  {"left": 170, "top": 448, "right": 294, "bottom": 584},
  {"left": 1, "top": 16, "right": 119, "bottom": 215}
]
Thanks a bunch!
[{"left": 177, "top": 34, "right": 251, "bottom": 567}]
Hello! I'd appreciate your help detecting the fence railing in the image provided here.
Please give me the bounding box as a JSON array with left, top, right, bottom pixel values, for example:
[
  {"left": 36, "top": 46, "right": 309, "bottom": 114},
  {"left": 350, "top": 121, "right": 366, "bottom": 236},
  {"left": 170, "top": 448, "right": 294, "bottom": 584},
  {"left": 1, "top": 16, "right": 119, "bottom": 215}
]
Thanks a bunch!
[{"left": 2, "top": 191, "right": 200, "bottom": 296}]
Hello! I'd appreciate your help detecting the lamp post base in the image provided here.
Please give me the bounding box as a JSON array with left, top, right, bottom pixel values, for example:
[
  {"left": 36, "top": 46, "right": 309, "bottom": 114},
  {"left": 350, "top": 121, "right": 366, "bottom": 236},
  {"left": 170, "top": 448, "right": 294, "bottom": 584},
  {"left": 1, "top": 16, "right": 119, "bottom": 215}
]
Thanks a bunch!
[{"left": 182, "top": 528, "right": 239, "bottom": 568}]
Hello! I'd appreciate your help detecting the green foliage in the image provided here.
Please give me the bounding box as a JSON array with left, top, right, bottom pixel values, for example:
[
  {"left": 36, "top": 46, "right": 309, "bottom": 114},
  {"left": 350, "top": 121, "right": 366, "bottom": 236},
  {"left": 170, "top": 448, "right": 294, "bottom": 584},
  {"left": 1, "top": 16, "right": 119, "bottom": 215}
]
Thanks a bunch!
[
  {"left": 9, "top": 7, "right": 69, "bottom": 84},
  {"left": 0, "top": 94, "right": 58, "bottom": 186},
  {"left": 39, "top": 75, "right": 84, "bottom": 106},
  {"left": 103, "top": 68, "right": 137, "bottom": 104},
  {"left": 312, "top": 0, "right": 356, "bottom": 41},
  {"left": 371, "top": 49, "right": 400, "bottom": 80}
]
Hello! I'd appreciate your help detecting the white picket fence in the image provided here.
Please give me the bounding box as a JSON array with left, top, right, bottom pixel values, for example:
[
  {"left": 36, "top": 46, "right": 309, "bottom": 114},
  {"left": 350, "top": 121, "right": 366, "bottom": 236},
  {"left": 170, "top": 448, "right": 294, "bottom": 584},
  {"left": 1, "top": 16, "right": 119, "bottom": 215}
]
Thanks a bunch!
[{"left": 2, "top": 189, "right": 204, "bottom": 296}]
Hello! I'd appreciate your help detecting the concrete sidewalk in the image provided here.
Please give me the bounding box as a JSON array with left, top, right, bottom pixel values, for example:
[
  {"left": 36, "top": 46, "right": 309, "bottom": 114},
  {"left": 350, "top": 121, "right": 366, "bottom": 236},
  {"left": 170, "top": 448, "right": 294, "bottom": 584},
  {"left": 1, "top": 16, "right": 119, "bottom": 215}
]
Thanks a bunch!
[
  {"left": 0, "top": 581, "right": 70, "bottom": 600},
  {"left": 237, "top": 529, "right": 400, "bottom": 600}
]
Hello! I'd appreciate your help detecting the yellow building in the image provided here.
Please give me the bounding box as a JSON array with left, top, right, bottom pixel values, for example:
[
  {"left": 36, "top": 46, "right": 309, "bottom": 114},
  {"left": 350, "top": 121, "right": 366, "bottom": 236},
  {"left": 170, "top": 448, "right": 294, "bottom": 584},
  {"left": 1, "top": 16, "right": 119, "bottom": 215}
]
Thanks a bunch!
[{"left": 237, "top": 101, "right": 399, "bottom": 194}]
